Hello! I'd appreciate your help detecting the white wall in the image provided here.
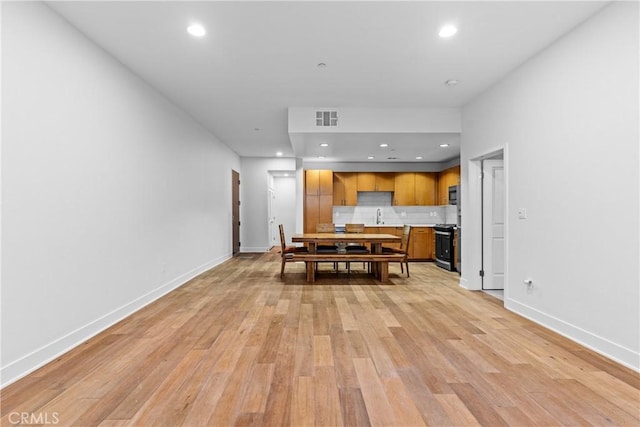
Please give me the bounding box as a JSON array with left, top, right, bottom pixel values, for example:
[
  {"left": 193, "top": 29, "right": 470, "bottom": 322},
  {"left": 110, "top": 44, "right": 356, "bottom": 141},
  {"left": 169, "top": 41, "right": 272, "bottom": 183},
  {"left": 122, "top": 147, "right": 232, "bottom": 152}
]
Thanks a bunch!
[
  {"left": 239, "top": 157, "right": 296, "bottom": 252},
  {"left": 460, "top": 2, "right": 639, "bottom": 369},
  {"left": 1, "top": 2, "right": 240, "bottom": 386}
]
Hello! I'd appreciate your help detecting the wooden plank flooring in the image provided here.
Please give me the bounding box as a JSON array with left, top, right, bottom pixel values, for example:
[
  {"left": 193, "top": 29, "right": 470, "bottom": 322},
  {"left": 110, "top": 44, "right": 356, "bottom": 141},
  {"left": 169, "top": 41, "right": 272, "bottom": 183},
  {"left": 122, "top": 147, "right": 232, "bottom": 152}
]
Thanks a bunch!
[{"left": 2, "top": 252, "right": 639, "bottom": 426}]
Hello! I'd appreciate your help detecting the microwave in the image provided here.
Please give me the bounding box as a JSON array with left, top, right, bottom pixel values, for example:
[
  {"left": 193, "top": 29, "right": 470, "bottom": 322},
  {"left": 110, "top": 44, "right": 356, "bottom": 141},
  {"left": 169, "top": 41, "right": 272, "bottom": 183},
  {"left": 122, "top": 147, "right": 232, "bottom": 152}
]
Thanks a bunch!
[{"left": 448, "top": 185, "right": 458, "bottom": 205}]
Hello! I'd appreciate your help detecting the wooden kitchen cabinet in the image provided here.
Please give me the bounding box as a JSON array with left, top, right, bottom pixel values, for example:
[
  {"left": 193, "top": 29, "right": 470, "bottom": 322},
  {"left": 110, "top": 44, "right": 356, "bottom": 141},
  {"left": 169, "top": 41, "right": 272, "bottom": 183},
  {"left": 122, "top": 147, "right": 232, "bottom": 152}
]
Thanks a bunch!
[
  {"left": 415, "top": 172, "right": 437, "bottom": 205},
  {"left": 393, "top": 173, "right": 415, "bottom": 205},
  {"left": 363, "top": 226, "right": 380, "bottom": 252},
  {"left": 306, "top": 169, "right": 333, "bottom": 196},
  {"left": 375, "top": 172, "right": 395, "bottom": 191},
  {"left": 304, "top": 169, "right": 334, "bottom": 233},
  {"left": 409, "top": 227, "right": 434, "bottom": 260},
  {"left": 363, "top": 226, "right": 403, "bottom": 251},
  {"left": 387, "top": 226, "right": 404, "bottom": 250},
  {"left": 333, "top": 172, "right": 358, "bottom": 206},
  {"left": 357, "top": 172, "right": 376, "bottom": 191},
  {"left": 394, "top": 172, "right": 437, "bottom": 205},
  {"left": 436, "top": 166, "right": 460, "bottom": 205},
  {"left": 357, "top": 172, "right": 395, "bottom": 192}
]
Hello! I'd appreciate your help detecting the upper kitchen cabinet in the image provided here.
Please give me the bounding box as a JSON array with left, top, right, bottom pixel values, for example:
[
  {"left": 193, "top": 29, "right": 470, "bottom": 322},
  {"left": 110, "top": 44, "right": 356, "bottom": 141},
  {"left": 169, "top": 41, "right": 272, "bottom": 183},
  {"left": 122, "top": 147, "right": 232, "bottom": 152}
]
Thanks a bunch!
[
  {"left": 305, "top": 169, "right": 333, "bottom": 195},
  {"left": 415, "top": 172, "right": 437, "bottom": 205},
  {"left": 375, "top": 172, "right": 395, "bottom": 191},
  {"left": 393, "top": 173, "right": 416, "bottom": 205},
  {"left": 436, "top": 166, "right": 461, "bottom": 205},
  {"left": 333, "top": 172, "right": 358, "bottom": 206},
  {"left": 357, "top": 172, "right": 395, "bottom": 192},
  {"left": 393, "top": 172, "right": 436, "bottom": 205}
]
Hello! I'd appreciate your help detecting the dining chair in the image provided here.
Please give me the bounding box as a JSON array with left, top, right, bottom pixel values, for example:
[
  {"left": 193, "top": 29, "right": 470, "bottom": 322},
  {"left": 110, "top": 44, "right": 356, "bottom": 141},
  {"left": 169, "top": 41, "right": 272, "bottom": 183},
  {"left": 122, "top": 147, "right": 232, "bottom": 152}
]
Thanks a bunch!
[
  {"left": 279, "top": 224, "right": 308, "bottom": 278},
  {"left": 315, "top": 223, "right": 339, "bottom": 271},
  {"left": 344, "top": 223, "right": 369, "bottom": 275},
  {"left": 382, "top": 224, "right": 412, "bottom": 277}
]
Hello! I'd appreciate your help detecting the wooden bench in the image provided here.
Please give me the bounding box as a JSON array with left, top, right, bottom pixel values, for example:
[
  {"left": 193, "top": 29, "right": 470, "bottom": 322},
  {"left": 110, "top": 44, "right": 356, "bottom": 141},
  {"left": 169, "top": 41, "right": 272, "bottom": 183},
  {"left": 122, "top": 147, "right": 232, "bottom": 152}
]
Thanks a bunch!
[{"left": 290, "top": 253, "right": 405, "bottom": 283}]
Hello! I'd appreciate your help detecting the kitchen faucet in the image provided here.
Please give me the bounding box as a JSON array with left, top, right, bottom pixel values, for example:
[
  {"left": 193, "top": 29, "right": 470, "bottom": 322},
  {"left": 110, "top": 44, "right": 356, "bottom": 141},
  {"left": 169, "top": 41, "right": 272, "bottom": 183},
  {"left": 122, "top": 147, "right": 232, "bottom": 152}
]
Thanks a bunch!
[{"left": 376, "top": 208, "right": 383, "bottom": 225}]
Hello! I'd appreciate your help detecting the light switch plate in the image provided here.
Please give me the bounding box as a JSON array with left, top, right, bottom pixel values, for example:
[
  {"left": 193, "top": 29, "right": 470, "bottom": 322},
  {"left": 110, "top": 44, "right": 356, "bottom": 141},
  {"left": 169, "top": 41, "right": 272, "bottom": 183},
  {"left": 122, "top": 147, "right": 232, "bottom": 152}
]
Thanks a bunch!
[{"left": 518, "top": 208, "right": 527, "bottom": 219}]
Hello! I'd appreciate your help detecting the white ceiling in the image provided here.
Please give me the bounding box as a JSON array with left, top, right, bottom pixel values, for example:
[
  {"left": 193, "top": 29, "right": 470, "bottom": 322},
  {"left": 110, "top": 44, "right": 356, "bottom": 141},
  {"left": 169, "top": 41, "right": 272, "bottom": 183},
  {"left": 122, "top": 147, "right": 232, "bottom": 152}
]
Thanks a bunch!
[
  {"left": 48, "top": 1, "right": 607, "bottom": 163},
  {"left": 293, "top": 132, "right": 460, "bottom": 163}
]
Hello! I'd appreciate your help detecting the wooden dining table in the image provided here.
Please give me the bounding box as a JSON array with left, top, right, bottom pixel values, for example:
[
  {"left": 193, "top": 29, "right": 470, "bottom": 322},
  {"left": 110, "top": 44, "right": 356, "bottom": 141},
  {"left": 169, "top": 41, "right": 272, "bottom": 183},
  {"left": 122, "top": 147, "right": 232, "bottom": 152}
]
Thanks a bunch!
[{"left": 291, "top": 233, "right": 402, "bottom": 282}]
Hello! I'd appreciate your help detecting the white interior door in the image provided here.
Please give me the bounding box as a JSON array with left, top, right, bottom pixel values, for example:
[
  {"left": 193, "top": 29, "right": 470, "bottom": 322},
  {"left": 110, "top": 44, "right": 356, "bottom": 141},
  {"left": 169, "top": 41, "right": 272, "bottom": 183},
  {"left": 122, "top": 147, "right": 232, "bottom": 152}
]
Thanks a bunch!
[{"left": 482, "top": 159, "right": 505, "bottom": 290}]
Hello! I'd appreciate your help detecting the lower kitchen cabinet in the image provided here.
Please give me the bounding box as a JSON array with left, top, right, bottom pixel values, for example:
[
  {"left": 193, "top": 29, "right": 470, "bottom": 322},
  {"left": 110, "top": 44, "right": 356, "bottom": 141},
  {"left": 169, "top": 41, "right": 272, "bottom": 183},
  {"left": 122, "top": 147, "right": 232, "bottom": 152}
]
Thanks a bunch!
[
  {"left": 386, "top": 226, "right": 404, "bottom": 250},
  {"left": 363, "top": 226, "right": 433, "bottom": 260},
  {"left": 363, "top": 226, "right": 379, "bottom": 252},
  {"left": 409, "top": 227, "right": 434, "bottom": 261},
  {"left": 363, "top": 226, "right": 403, "bottom": 251}
]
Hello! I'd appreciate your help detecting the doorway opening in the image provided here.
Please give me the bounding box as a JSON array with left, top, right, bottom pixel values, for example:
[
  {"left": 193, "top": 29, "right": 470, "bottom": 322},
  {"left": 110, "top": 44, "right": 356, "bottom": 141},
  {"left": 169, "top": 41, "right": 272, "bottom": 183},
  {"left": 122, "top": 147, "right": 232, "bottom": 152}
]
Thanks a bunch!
[
  {"left": 268, "top": 171, "right": 297, "bottom": 250},
  {"left": 232, "top": 170, "right": 240, "bottom": 256},
  {"left": 469, "top": 148, "right": 507, "bottom": 301}
]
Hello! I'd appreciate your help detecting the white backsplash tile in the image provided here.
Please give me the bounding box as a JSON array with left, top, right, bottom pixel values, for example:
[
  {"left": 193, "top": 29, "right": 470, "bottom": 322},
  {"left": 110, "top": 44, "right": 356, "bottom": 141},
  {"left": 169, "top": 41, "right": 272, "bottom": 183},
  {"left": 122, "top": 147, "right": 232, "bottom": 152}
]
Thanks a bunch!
[
  {"left": 444, "top": 205, "right": 457, "bottom": 224},
  {"left": 356, "top": 192, "right": 393, "bottom": 206},
  {"left": 334, "top": 204, "right": 453, "bottom": 226}
]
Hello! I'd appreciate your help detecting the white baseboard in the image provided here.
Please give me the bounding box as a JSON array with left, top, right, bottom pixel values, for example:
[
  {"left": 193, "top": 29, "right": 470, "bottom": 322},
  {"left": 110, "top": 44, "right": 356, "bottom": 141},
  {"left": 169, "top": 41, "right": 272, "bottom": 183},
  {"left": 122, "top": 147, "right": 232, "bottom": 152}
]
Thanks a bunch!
[
  {"left": 0, "top": 254, "right": 231, "bottom": 388},
  {"left": 459, "top": 276, "right": 481, "bottom": 291},
  {"left": 459, "top": 276, "right": 469, "bottom": 289},
  {"left": 505, "top": 298, "right": 640, "bottom": 372}
]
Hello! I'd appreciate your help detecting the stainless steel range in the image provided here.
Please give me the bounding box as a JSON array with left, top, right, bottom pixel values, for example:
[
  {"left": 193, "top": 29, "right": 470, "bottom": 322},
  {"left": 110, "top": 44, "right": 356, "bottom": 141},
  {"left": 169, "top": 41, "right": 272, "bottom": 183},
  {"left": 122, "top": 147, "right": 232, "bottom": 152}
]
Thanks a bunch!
[{"left": 434, "top": 224, "right": 456, "bottom": 271}]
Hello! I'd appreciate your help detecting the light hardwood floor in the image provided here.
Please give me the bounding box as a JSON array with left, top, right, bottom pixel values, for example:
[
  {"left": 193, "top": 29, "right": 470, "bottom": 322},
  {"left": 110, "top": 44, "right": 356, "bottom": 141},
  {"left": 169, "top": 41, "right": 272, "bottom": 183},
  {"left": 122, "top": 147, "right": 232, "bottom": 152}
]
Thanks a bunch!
[{"left": 2, "top": 252, "right": 639, "bottom": 426}]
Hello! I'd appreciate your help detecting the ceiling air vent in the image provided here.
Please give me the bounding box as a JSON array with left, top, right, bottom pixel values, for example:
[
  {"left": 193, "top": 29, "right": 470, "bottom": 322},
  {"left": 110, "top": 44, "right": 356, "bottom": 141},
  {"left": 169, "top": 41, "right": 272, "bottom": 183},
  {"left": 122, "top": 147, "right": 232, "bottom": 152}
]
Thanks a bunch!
[{"left": 316, "top": 110, "right": 338, "bottom": 127}]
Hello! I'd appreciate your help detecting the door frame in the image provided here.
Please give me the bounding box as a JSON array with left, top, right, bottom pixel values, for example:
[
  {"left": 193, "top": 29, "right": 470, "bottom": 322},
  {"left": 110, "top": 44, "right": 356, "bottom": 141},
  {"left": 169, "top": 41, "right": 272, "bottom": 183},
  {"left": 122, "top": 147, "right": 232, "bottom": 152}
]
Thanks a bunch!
[
  {"left": 232, "top": 169, "right": 240, "bottom": 256},
  {"left": 464, "top": 145, "right": 509, "bottom": 299}
]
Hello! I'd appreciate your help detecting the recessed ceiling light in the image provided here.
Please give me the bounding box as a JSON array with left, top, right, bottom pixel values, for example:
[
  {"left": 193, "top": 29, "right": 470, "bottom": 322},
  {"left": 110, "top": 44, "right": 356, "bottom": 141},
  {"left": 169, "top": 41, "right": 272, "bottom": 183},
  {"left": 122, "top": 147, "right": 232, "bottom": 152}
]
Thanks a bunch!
[
  {"left": 276, "top": 151, "right": 283, "bottom": 156},
  {"left": 445, "top": 79, "right": 459, "bottom": 86},
  {"left": 284, "top": 173, "right": 289, "bottom": 177},
  {"left": 318, "top": 156, "right": 325, "bottom": 159},
  {"left": 367, "top": 156, "right": 375, "bottom": 160},
  {"left": 319, "top": 143, "right": 329, "bottom": 147},
  {"left": 439, "top": 144, "right": 450, "bottom": 148},
  {"left": 187, "top": 24, "right": 206, "bottom": 37},
  {"left": 416, "top": 156, "right": 423, "bottom": 160},
  {"left": 439, "top": 25, "right": 457, "bottom": 38},
  {"left": 380, "top": 143, "right": 389, "bottom": 148}
]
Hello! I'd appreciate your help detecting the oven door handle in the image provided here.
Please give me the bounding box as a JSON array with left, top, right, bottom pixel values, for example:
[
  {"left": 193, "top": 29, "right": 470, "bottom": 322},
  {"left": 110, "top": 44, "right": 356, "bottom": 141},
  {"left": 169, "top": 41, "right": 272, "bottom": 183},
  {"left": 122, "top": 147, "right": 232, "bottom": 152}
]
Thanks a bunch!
[{"left": 435, "top": 230, "right": 451, "bottom": 236}]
